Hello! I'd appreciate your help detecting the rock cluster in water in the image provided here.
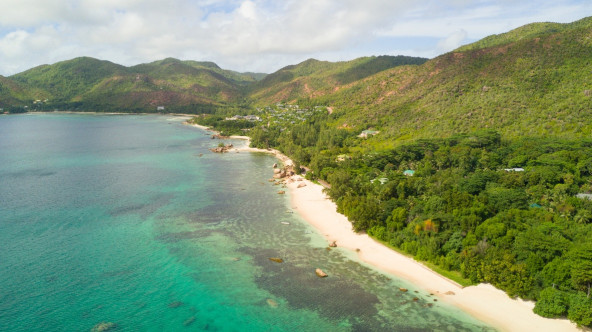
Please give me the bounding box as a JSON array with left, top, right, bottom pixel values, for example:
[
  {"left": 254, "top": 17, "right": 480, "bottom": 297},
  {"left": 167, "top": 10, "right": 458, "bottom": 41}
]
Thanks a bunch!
[
  {"left": 91, "top": 322, "right": 117, "bottom": 332},
  {"left": 209, "top": 143, "right": 233, "bottom": 153}
]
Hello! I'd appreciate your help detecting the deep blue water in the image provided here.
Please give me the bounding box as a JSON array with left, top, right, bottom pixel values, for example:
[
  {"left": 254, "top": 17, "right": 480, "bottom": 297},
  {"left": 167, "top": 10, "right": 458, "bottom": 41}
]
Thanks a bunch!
[{"left": 0, "top": 113, "right": 495, "bottom": 331}]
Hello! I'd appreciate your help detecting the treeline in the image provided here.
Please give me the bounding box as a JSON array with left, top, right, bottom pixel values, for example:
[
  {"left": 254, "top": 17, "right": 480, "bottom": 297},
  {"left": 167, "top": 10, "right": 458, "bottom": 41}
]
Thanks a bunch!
[
  {"left": 14, "top": 101, "right": 237, "bottom": 115},
  {"left": 189, "top": 115, "right": 256, "bottom": 136}
]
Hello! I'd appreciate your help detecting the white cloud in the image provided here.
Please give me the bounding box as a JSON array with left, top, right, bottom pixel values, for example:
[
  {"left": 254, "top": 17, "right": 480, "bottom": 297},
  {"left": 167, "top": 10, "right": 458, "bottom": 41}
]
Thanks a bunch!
[
  {"left": 437, "top": 29, "right": 468, "bottom": 52},
  {"left": 0, "top": 0, "right": 590, "bottom": 75}
]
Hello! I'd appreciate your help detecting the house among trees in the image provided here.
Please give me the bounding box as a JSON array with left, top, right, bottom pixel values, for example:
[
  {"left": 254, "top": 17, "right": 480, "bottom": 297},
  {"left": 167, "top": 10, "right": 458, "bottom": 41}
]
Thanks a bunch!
[
  {"left": 156, "top": 106, "right": 165, "bottom": 111},
  {"left": 504, "top": 167, "right": 525, "bottom": 172},
  {"left": 226, "top": 115, "right": 261, "bottom": 121},
  {"left": 403, "top": 170, "right": 415, "bottom": 176},
  {"left": 359, "top": 130, "right": 379, "bottom": 138},
  {"left": 576, "top": 193, "right": 592, "bottom": 200}
]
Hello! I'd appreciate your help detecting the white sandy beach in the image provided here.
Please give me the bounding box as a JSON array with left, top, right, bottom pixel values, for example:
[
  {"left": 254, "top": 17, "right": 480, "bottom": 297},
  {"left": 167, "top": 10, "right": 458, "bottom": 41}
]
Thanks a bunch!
[
  {"left": 191, "top": 122, "right": 580, "bottom": 332},
  {"left": 285, "top": 176, "right": 580, "bottom": 332}
]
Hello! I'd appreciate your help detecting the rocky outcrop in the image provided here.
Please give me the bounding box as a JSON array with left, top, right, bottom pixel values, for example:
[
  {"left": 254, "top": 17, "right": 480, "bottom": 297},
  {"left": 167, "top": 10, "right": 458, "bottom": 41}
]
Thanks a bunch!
[
  {"left": 209, "top": 144, "right": 233, "bottom": 153},
  {"left": 272, "top": 164, "right": 296, "bottom": 179},
  {"left": 277, "top": 190, "right": 285, "bottom": 195},
  {"left": 297, "top": 183, "right": 307, "bottom": 188},
  {"left": 266, "top": 298, "right": 279, "bottom": 308},
  {"left": 315, "top": 268, "right": 328, "bottom": 278},
  {"left": 329, "top": 241, "right": 337, "bottom": 247}
]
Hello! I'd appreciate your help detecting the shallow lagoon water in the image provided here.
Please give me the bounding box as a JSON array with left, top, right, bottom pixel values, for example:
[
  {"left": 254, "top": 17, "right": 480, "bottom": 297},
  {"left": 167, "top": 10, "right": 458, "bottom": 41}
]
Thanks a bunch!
[{"left": 0, "top": 113, "right": 495, "bottom": 331}]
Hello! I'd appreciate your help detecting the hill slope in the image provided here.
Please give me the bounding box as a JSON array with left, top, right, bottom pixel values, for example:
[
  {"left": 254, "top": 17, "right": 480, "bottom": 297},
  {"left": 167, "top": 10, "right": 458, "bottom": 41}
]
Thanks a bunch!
[
  {"left": 8, "top": 57, "right": 266, "bottom": 113},
  {"left": 248, "top": 56, "right": 427, "bottom": 104},
  {"left": 11, "top": 57, "right": 128, "bottom": 102},
  {"left": 0, "top": 75, "right": 49, "bottom": 109},
  {"left": 312, "top": 17, "right": 592, "bottom": 140}
]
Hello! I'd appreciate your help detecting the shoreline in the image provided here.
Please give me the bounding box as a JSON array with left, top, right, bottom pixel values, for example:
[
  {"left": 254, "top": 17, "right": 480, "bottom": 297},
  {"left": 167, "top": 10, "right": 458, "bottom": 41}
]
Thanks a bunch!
[
  {"left": 190, "top": 122, "right": 580, "bottom": 332},
  {"left": 284, "top": 176, "right": 579, "bottom": 332}
]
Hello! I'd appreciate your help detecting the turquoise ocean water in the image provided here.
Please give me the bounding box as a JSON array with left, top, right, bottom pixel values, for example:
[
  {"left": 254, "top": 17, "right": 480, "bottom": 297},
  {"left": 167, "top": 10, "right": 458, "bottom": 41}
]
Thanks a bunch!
[{"left": 0, "top": 113, "right": 495, "bottom": 331}]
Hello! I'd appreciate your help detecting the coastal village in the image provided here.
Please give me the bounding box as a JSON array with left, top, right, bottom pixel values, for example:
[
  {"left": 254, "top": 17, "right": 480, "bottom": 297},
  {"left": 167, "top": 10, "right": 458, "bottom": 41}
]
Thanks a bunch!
[{"left": 225, "top": 103, "right": 328, "bottom": 128}]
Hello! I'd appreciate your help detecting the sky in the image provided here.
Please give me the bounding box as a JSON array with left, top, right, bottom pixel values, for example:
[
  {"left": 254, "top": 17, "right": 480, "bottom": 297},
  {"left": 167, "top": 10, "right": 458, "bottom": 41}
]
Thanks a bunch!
[{"left": 0, "top": 0, "right": 590, "bottom": 76}]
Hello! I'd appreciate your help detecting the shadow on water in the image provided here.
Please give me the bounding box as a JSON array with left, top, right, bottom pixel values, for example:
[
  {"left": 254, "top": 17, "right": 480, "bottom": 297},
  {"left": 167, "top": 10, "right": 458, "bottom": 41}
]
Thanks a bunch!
[
  {"left": 156, "top": 230, "right": 214, "bottom": 243},
  {"left": 109, "top": 194, "right": 173, "bottom": 220}
]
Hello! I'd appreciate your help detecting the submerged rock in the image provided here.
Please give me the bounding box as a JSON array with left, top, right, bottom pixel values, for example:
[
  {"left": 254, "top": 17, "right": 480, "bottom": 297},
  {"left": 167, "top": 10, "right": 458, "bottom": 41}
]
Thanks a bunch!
[
  {"left": 277, "top": 190, "right": 285, "bottom": 195},
  {"left": 91, "top": 322, "right": 117, "bottom": 332},
  {"left": 183, "top": 316, "right": 196, "bottom": 326},
  {"left": 269, "top": 257, "right": 284, "bottom": 263},
  {"left": 266, "top": 298, "right": 279, "bottom": 308},
  {"left": 399, "top": 288, "right": 408, "bottom": 292},
  {"left": 168, "top": 301, "right": 184, "bottom": 308},
  {"left": 315, "top": 268, "right": 328, "bottom": 278}
]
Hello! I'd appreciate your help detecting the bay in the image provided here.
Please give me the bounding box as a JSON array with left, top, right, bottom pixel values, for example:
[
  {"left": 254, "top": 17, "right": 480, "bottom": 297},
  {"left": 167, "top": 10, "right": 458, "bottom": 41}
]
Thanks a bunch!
[{"left": 0, "top": 113, "right": 494, "bottom": 331}]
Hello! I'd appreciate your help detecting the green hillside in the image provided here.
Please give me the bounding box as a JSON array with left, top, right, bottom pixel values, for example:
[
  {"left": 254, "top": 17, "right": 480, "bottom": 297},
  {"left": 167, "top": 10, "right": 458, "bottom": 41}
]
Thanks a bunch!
[
  {"left": 0, "top": 75, "right": 49, "bottom": 110},
  {"left": 313, "top": 17, "right": 592, "bottom": 141},
  {"left": 7, "top": 57, "right": 266, "bottom": 113},
  {"left": 249, "top": 56, "right": 427, "bottom": 104},
  {"left": 11, "top": 57, "right": 127, "bottom": 102},
  {"left": 457, "top": 16, "right": 592, "bottom": 52}
]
